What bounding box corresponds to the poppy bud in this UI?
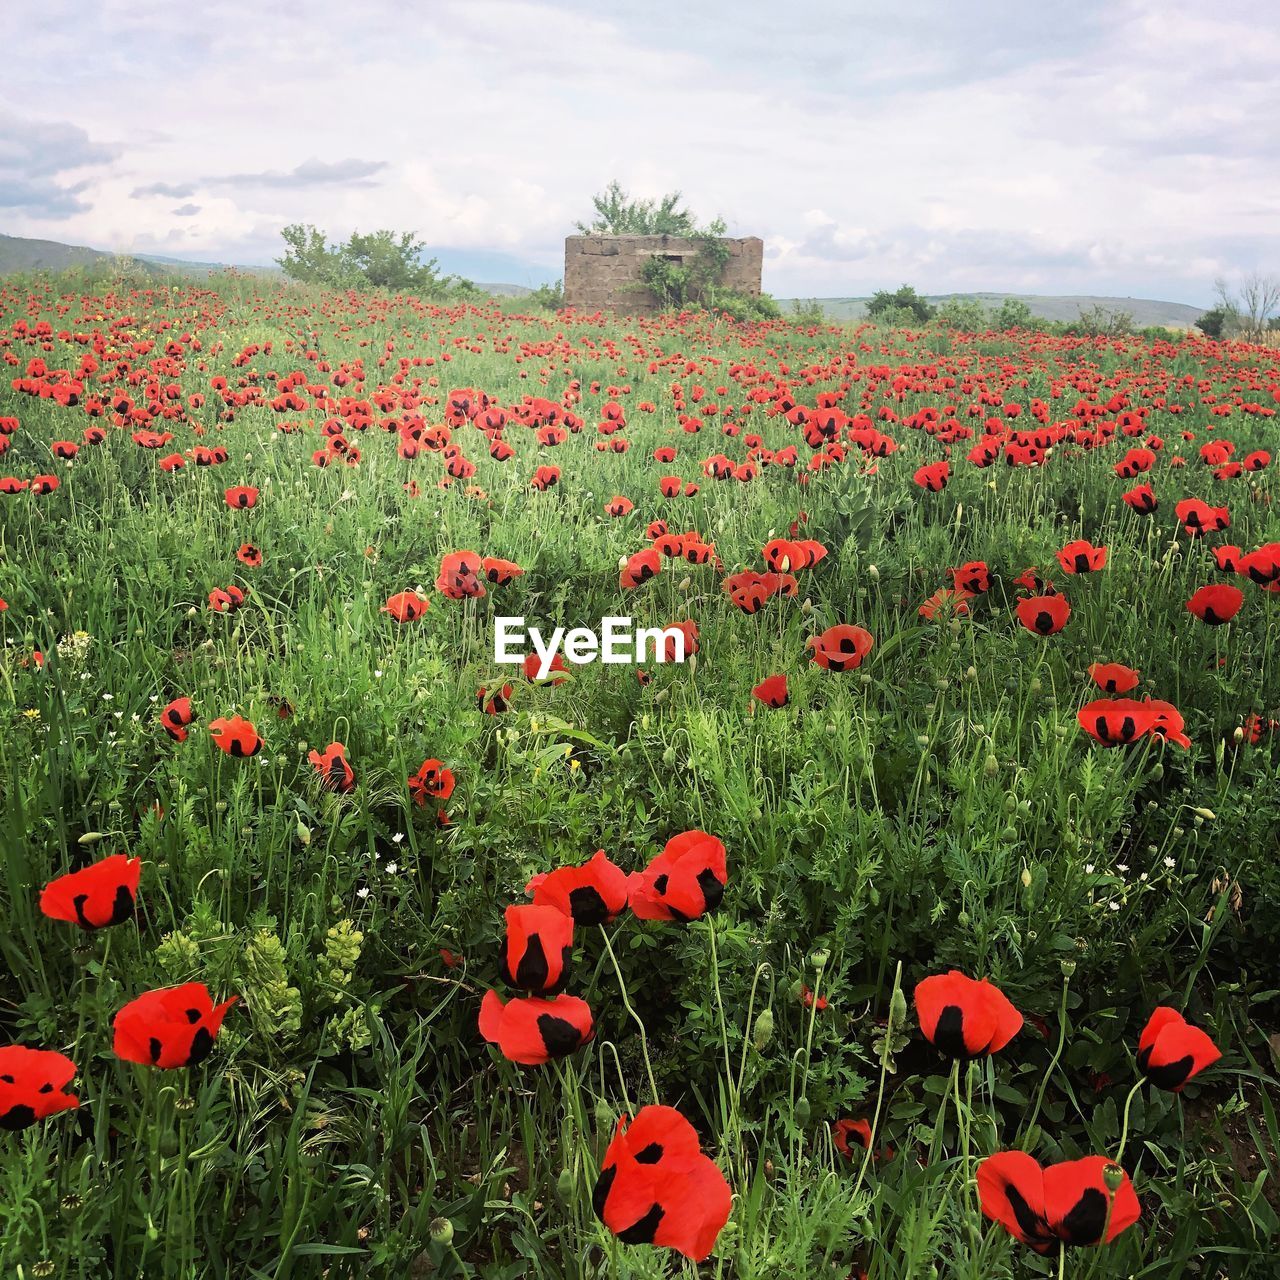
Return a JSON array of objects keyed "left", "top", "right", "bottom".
[
  {"left": 296, "top": 820, "right": 311, "bottom": 846},
  {"left": 77, "top": 832, "right": 106, "bottom": 845},
  {"left": 752, "top": 1008, "right": 774, "bottom": 1050},
  {"left": 158, "top": 1128, "right": 180, "bottom": 1157},
  {"left": 868, "top": 565, "right": 879, "bottom": 581},
  {"left": 1193, "top": 807, "right": 1216, "bottom": 820},
  {"left": 1020, "top": 868, "right": 1032, "bottom": 888},
  {"left": 794, "top": 1096, "right": 811, "bottom": 1126},
  {"left": 889, "top": 986, "right": 908, "bottom": 1036},
  {"left": 556, "top": 1168, "right": 575, "bottom": 1203},
  {"left": 983, "top": 755, "right": 999, "bottom": 777},
  {"left": 594, "top": 1100, "right": 614, "bottom": 1132}
]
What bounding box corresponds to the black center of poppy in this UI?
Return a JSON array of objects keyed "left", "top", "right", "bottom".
[
  {"left": 616, "top": 1203, "right": 665, "bottom": 1245},
  {"left": 1035, "top": 611, "right": 1054, "bottom": 633},
  {"left": 185, "top": 1026, "right": 215, "bottom": 1067},
  {"left": 536, "top": 1014, "right": 583, "bottom": 1059},
  {"left": 1004, "top": 1182, "right": 1055, "bottom": 1248},
  {"left": 634, "top": 1142, "right": 664, "bottom": 1164},
  {"left": 568, "top": 885, "right": 609, "bottom": 926},
  {"left": 698, "top": 867, "right": 725, "bottom": 913},
  {"left": 1057, "top": 1186, "right": 1108, "bottom": 1245},
  {"left": 932, "top": 1005, "right": 973, "bottom": 1059},
  {"left": 513, "top": 935, "right": 551, "bottom": 991},
  {"left": 1142, "top": 1053, "right": 1194, "bottom": 1091},
  {"left": 592, "top": 1165, "right": 616, "bottom": 1220},
  {"left": 0, "top": 1104, "right": 37, "bottom": 1131}
]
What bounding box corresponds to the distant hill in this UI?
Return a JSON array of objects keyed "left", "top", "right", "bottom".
[
  {"left": 779, "top": 292, "right": 1207, "bottom": 329},
  {"left": 0, "top": 233, "right": 161, "bottom": 277},
  {"left": 0, "top": 236, "right": 1207, "bottom": 326}
]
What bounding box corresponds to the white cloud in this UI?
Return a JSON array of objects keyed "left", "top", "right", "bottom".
[{"left": 0, "top": 0, "right": 1276, "bottom": 301}]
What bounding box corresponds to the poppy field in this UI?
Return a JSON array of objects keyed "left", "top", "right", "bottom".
[{"left": 2, "top": 276, "right": 1280, "bottom": 1278}]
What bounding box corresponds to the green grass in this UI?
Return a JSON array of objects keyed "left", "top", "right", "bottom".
[{"left": 0, "top": 276, "right": 1278, "bottom": 1277}]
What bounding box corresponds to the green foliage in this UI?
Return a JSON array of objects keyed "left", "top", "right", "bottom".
[
  {"left": 932, "top": 295, "right": 987, "bottom": 330},
  {"left": 789, "top": 298, "right": 829, "bottom": 327},
  {"left": 989, "top": 297, "right": 1038, "bottom": 330},
  {"left": 526, "top": 277, "right": 565, "bottom": 309},
  {"left": 1066, "top": 303, "right": 1137, "bottom": 337},
  {"left": 277, "top": 223, "right": 478, "bottom": 297},
  {"left": 867, "top": 284, "right": 935, "bottom": 324},
  {"left": 1195, "top": 303, "right": 1233, "bottom": 339},
  {"left": 576, "top": 180, "right": 697, "bottom": 236}
]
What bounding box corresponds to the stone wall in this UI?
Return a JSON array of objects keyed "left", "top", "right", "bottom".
[{"left": 563, "top": 234, "right": 764, "bottom": 313}]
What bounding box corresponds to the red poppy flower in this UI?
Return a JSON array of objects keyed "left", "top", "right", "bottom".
[
  {"left": 807, "top": 624, "right": 874, "bottom": 671},
  {"left": 237, "top": 543, "right": 262, "bottom": 568},
  {"left": 482, "top": 556, "right": 523, "bottom": 586},
  {"left": 949, "top": 561, "right": 991, "bottom": 594},
  {"left": 752, "top": 674, "right": 789, "bottom": 708},
  {"left": 914, "top": 970, "right": 1022, "bottom": 1060},
  {"left": 224, "top": 485, "right": 259, "bottom": 509},
  {"left": 592, "top": 1105, "right": 732, "bottom": 1262},
  {"left": 1056, "top": 540, "right": 1107, "bottom": 574},
  {"left": 919, "top": 587, "right": 972, "bottom": 621},
  {"left": 832, "top": 1117, "right": 873, "bottom": 1160},
  {"left": 436, "top": 550, "right": 486, "bottom": 599},
  {"left": 1186, "top": 583, "right": 1243, "bottom": 625},
  {"left": 477, "top": 683, "right": 513, "bottom": 714},
  {"left": 1015, "top": 594, "right": 1070, "bottom": 636},
  {"left": 523, "top": 651, "right": 569, "bottom": 684},
  {"left": 621, "top": 547, "right": 662, "bottom": 590},
  {"left": 1239, "top": 542, "right": 1280, "bottom": 590},
  {"left": 1144, "top": 698, "right": 1191, "bottom": 748},
  {"left": 526, "top": 849, "right": 629, "bottom": 925},
  {"left": 409, "top": 758, "right": 455, "bottom": 805},
  {"left": 1175, "top": 498, "right": 1229, "bottom": 537},
  {"left": 383, "top": 590, "right": 429, "bottom": 623},
  {"left": 1122, "top": 483, "right": 1158, "bottom": 514},
  {"left": 1136, "top": 1007, "right": 1222, "bottom": 1091},
  {"left": 1212, "top": 545, "right": 1242, "bottom": 574},
  {"left": 0, "top": 1046, "right": 79, "bottom": 1130},
  {"left": 209, "top": 714, "right": 262, "bottom": 757},
  {"left": 113, "top": 982, "right": 237, "bottom": 1069},
  {"left": 606, "top": 495, "right": 634, "bottom": 517},
  {"left": 31, "top": 475, "right": 59, "bottom": 495},
  {"left": 1077, "top": 698, "right": 1156, "bottom": 746},
  {"left": 40, "top": 853, "right": 141, "bottom": 929},
  {"left": 977, "top": 1152, "right": 1139, "bottom": 1253},
  {"left": 208, "top": 585, "right": 245, "bottom": 614},
  {"left": 159, "top": 695, "right": 195, "bottom": 742},
  {"left": 478, "top": 990, "right": 594, "bottom": 1066},
  {"left": 308, "top": 741, "right": 355, "bottom": 793},
  {"left": 502, "top": 904, "right": 574, "bottom": 993},
  {"left": 629, "top": 830, "right": 727, "bottom": 923},
  {"left": 1088, "top": 663, "right": 1139, "bottom": 694},
  {"left": 913, "top": 460, "right": 950, "bottom": 491}
]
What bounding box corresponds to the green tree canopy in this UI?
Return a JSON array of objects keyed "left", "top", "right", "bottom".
[
  {"left": 866, "top": 284, "right": 935, "bottom": 324},
  {"left": 277, "top": 224, "right": 476, "bottom": 297},
  {"left": 576, "top": 182, "right": 704, "bottom": 236}
]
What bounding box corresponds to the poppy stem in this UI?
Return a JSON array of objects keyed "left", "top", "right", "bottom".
[
  {"left": 1114, "top": 1078, "right": 1144, "bottom": 1163},
  {"left": 598, "top": 926, "right": 660, "bottom": 1105},
  {"left": 1025, "top": 972, "right": 1071, "bottom": 1139},
  {"left": 1057, "top": 1240, "right": 1066, "bottom": 1280}
]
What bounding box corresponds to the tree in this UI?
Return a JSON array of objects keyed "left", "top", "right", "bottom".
[
  {"left": 990, "top": 298, "right": 1036, "bottom": 330},
  {"left": 1194, "top": 303, "right": 1233, "bottom": 339},
  {"left": 933, "top": 296, "right": 986, "bottom": 330},
  {"left": 277, "top": 224, "right": 476, "bottom": 297},
  {"left": 866, "top": 285, "right": 934, "bottom": 324},
  {"left": 576, "top": 182, "right": 699, "bottom": 236},
  {"left": 1214, "top": 272, "right": 1280, "bottom": 341}
]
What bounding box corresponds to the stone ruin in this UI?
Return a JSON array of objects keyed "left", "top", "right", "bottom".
[{"left": 563, "top": 233, "right": 764, "bottom": 314}]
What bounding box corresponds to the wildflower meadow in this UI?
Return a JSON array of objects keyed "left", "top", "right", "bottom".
[{"left": 1, "top": 275, "right": 1278, "bottom": 1277}]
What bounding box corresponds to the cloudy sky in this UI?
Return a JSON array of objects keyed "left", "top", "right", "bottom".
[{"left": 2, "top": 0, "right": 1277, "bottom": 302}]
